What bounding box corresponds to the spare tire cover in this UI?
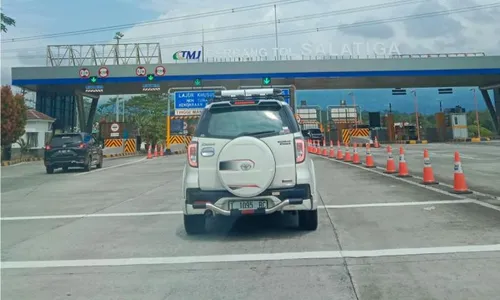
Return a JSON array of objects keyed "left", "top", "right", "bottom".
[{"left": 217, "top": 136, "right": 276, "bottom": 197}]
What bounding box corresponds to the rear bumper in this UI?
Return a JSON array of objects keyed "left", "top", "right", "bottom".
[
  {"left": 183, "top": 184, "right": 316, "bottom": 215},
  {"left": 44, "top": 158, "right": 86, "bottom": 168}
]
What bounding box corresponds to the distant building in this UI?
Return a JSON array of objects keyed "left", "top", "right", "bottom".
[{"left": 11, "top": 109, "right": 56, "bottom": 157}]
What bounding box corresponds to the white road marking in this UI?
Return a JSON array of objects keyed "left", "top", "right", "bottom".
[
  {"left": 1, "top": 200, "right": 472, "bottom": 221},
  {"left": 0, "top": 211, "right": 183, "bottom": 221},
  {"left": 73, "top": 157, "right": 147, "bottom": 176},
  {"left": 322, "top": 199, "right": 473, "bottom": 209},
  {"left": 3, "top": 244, "right": 500, "bottom": 269}
]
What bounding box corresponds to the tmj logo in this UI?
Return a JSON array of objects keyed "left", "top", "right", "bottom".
[{"left": 173, "top": 50, "right": 202, "bottom": 60}]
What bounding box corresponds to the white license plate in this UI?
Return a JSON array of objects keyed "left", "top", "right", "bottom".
[
  {"left": 230, "top": 200, "right": 268, "bottom": 210},
  {"left": 59, "top": 150, "right": 70, "bottom": 153}
]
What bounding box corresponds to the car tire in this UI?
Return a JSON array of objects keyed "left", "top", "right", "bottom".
[
  {"left": 83, "top": 157, "right": 91, "bottom": 172},
  {"left": 298, "top": 209, "right": 318, "bottom": 231},
  {"left": 96, "top": 156, "right": 103, "bottom": 169},
  {"left": 184, "top": 215, "right": 206, "bottom": 235},
  {"left": 46, "top": 167, "right": 54, "bottom": 174}
]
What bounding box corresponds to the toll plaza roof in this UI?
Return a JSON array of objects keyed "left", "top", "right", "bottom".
[{"left": 11, "top": 55, "right": 500, "bottom": 94}]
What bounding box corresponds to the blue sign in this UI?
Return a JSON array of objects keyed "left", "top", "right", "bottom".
[
  {"left": 280, "top": 89, "right": 290, "bottom": 104},
  {"left": 174, "top": 91, "right": 215, "bottom": 109}
]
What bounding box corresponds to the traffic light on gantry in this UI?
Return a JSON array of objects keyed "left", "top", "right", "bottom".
[
  {"left": 147, "top": 74, "right": 155, "bottom": 81},
  {"left": 262, "top": 77, "right": 272, "bottom": 86},
  {"left": 89, "top": 76, "right": 98, "bottom": 84},
  {"left": 193, "top": 78, "right": 202, "bottom": 86}
]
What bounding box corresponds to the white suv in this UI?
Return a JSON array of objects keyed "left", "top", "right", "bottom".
[{"left": 181, "top": 88, "right": 318, "bottom": 234}]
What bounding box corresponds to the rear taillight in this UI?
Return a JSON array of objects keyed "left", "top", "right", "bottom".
[
  {"left": 45, "top": 145, "right": 51, "bottom": 150},
  {"left": 79, "top": 143, "right": 86, "bottom": 149},
  {"left": 187, "top": 141, "right": 198, "bottom": 168},
  {"left": 295, "top": 138, "right": 306, "bottom": 163}
]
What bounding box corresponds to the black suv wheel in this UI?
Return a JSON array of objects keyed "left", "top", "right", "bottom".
[{"left": 298, "top": 209, "right": 318, "bottom": 231}]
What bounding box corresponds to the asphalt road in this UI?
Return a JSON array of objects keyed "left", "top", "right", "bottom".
[
  {"left": 2, "top": 152, "right": 500, "bottom": 300},
  {"left": 337, "top": 141, "right": 500, "bottom": 197}
]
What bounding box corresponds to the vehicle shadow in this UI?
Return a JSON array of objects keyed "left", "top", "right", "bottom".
[{"left": 177, "top": 213, "right": 312, "bottom": 241}]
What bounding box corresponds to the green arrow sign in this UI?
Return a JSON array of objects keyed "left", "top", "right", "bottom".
[
  {"left": 147, "top": 74, "right": 154, "bottom": 81},
  {"left": 89, "top": 76, "right": 97, "bottom": 83},
  {"left": 193, "top": 78, "right": 202, "bottom": 86},
  {"left": 262, "top": 77, "right": 271, "bottom": 85}
]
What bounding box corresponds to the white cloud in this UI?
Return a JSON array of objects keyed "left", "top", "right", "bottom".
[{"left": 1, "top": 0, "right": 499, "bottom": 87}]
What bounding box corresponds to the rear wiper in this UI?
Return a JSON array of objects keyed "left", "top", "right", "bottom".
[{"left": 238, "top": 130, "right": 277, "bottom": 137}]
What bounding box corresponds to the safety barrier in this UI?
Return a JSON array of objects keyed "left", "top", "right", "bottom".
[
  {"left": 341, "top": 128, "right": 370, "bottom": 144},
  {"left": 104, "top": 139, "right": 123, "bottom": 148},
  {"left": 167, "top": 135, "right": 192, "bottom": 146},
  {"left": 124, "top": 139, "right": 136, "bottom": 153}
]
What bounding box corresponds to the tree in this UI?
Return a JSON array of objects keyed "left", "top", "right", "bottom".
[
  {"left": 1, "top": 85, "right": 27, "bottom": 148},
  {"left": 125, "top": 94, "right": 169, "bottom": 145},
  {"left": 1, "top": 12, "right": 15, "bottom": 33}
]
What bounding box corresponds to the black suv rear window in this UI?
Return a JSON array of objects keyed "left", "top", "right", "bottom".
[
  {"left": 195, "top": 103, "right": 299, "bottom": 139},
  {"left": 50, "top": 135, "right": 82, "bottom": 147}
]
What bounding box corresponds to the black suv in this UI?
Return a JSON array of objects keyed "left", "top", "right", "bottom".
[
  {"left": 302, "top": 128, "right": 324, "bottom": 145},
  {"left": 44, "top": 133, "right": 103, "bottom": 174}
]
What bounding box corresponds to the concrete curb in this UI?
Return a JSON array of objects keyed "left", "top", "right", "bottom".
[
  {"left": 451, "top": 137, "right": 491, "bottom": 143},
  {"left": 1, "top": 157, "right": 42, "bottom": 167},
  {"left": 103, "top": 152, "right": 142, "bottom": 159}
]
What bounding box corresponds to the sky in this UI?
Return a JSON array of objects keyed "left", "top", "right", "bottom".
[{"left": 1, "top": 0, "right": 499, "bottom": 108}]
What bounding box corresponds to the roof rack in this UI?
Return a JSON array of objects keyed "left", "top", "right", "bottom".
[{"left": 209, "top": 88, "right": 287, "bottom": 104}]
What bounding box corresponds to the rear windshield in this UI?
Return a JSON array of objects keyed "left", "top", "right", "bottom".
[
  {"left": 309, "top": 129, "right": 322, "bottom": 134},
  {"left": 195, "top": 104, "right": 299, "bottom": 139},
  {"left": 50, "top": 135, "right": 82, "bottom": 146}
]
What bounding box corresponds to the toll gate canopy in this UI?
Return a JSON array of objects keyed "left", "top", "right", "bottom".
[{"left": 10, "top": 44, "right": 500, "bottom": 133}]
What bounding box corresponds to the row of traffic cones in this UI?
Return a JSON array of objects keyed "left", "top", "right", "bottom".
[
  {"left": 146, "top": 144, "right": 165, "bottom": 159},
  {"left": 309, "top": 139, "right": 471, "bottom": 194}
]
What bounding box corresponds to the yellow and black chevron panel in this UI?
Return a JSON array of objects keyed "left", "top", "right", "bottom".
[
  {"left": 124, "top": 139, "right": 136, "bottom": 153},
  {"left": 104, "top": 139, "right": 123, "bottom": 148},
  {"left": 170, "top": 116, "right": 200, "bottom": 120},
  {"left": 341, "top": 128, "right": 370, "bottom": 144},
  {"left": 167, "top": 135, "right": 193, "bottom": 145}
]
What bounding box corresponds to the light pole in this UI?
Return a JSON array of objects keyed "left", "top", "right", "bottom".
[
  {"left": 470, "top": 88, "right": 481, "bottom": 138},
  {"left": 348, "top": 91, "right": 357, "bottom": 129},
  {"left": 411, "top": 90, "right": 421, "bottom": 141},
  {"left": 113, "top": 32, "right": 124, "bottom": 122}
]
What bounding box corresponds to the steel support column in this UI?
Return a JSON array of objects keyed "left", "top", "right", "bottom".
[
  {"left": 86, "top": 97, "right": 99, "bottom": 133},
  {"left": 75, "top": 94, "right": 86, "bottom": 132},
  {"left": 480, "top": 88, "right": 499, "bottom": 134}
]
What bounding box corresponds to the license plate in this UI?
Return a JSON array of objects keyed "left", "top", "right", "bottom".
[
  {"left": 230, "top": 200, "right": 268, "bottom": 210},
  {"left": 59, "top": 150, "right": 70, "bottom": 153}
]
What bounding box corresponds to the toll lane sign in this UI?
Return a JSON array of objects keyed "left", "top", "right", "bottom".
[{"left": 174, "top": 91, "right": 215, "bottom": 115}]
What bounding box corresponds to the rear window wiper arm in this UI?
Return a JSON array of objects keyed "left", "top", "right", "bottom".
[{"left": 238, "top": 130, "right": 277, "bottom": 137}]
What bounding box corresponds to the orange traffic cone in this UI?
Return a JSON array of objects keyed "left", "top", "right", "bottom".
[
  {"left": 147, "top": 144, "right": 153, "bottom": 159},
  {"left": 365, "top": 144, "right": 375, "bottom": 168},
  {"left": 352, "top": 143, "right": 361, "bottom": 164},
  {"left": 451, "top": 151, "right": 472, "bottom": 194},
  {"left": 322, "top": 139, "right": 328, "bottom": 156},
  {"left": 374, "top": 136, "right": 380, "bottom": 148},
  {"left": 308, "top": 139, "right": 312, "bottom": 153},
  {"left": 329, "top": 140, "right": 335, "bottom": 158},
  {"left": 160, "top": 144, "right": 164, "bottom": 156},
  {"left": 397, "top": 147, "right": 410, "bottom": 177},
  {"left": 336, "top": 140, "right": 343, "bottom": 160},
  {"left": 343, "top": 143, "right": 352, "bottom": 162},
  {"left": 313, "top": 140, "right": 318, "bottom": 154},
  {"left": 422, "top": 149, "right": 438, "bottom": 185},
  {"left": 384, "top": 145, "right": 396, "bottom": 174},
  {"left": 154, "top": 145, "right": 158, "bottom": 157}
]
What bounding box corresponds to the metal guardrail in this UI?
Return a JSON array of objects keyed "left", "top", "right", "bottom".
[{"left": 172, "top": 52, "right": 487, "bottom": 63}]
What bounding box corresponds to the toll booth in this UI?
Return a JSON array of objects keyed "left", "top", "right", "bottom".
[
  {"left": 394, "top": 122, "right": 418, "bottom": 141},
  {"left": 444, "top": 106, "right": 468, "bottom": 140}
]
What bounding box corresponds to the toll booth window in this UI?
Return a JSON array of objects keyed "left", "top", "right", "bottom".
[{"left": 454, "top": 117, "right": 458, "bottom": 125}]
